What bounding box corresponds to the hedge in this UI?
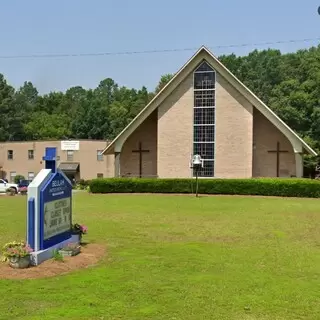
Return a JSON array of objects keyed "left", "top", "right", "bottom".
[
  {"left": 74, "top": 179, "right": 92, "bottom": 190},
  {"left": 89, "top": 177, "right": 320, "bottom": 198}
]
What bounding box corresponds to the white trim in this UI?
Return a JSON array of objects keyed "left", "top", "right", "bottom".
[
  {"left": 194, "top": 106, "right": 216, "bottom": 109},
  {"left": 27, "top": 169, "right": 52, "bottom": 252},
  {"left": 193, "top": 141, "right": 215, "bottom": 143},
  {"left": 194, "top": 88, "right": 216, "bottom": 91},
  {"left": 203, "top": 49, "right": 316, "bottom": 156},
  {"left": 102, "top": 46, "right": 317, "bottom": 157},
  {"left": 103, "top": 47, "right": 207, "bottom": 154},
  {"left": 194, "top": 70, "right": 215, "bottom": 73}
]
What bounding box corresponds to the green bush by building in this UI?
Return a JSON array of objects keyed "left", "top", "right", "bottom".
[{"left": 89, "top": 178, "right": 320, "bottom": 198}]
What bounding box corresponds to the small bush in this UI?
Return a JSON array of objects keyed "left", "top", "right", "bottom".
[
  {"left": 52, "top": 249, "right": 64, "bottom": 262},
  {"left": 14, "top": 175, "right": 25, "bottom": 184},
  {"left": 89, "top": 177, "right": 320, "bottom": 198},
  {"left": 75, "top": 179, "right": 92, "bottom": 190}
]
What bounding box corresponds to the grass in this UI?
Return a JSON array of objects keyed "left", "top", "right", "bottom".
[{"left": 0, "top": 193, "right": 319, "bottom": 320}]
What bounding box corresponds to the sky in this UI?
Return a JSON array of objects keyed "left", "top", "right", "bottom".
[{"left": 0, "top": 0, "right": 319, "bottom": 94}]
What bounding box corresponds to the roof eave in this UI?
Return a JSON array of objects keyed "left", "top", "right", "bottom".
[
  {"left": 102, "top": 47, "right": 208, "bottom": 155},
  {"left": 102, "top": 45, "right": 317, "bottom": 158},
  {"left": 202, "top": 47, "right": 318, "bottom": 157}
]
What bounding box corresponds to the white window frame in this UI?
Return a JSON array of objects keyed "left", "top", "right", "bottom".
[
  {"left": 10, "top": 171, "right": 16, "bottom": 183},
  {"left": 28, "top": 172, "right": 35, "bottom": 181},
  {"left": 97, "top": 150, "right": 104, "bottom": 161},
  {"left": 67, "top": 150, "right": 74, "bottom": 161},
  {"left": 28, "top": 150, "right": 34, "bottom": 160}
]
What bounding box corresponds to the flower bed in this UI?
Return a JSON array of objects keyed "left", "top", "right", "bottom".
[
  {"left": 1, "top": 241, "right": 33, "bottom": 269},
  {"left": 58, "top": 243, "right": 81, "bottom": 257},
  {"left": 19, "top": 186, "right": 28, "bottom": 195},
  {"left": 72, "top": 223, "right": 88, "bottom": 243}
]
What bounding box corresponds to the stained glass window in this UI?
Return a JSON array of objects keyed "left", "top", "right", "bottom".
[{"left": 193, "top": 61, "right": 215, "bottom": 177}]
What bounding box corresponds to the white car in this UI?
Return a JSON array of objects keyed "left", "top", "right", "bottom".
[{"left": 0, "top": 179, "right": 19, "bottom": 194}]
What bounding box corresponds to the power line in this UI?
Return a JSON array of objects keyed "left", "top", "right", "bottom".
[{"left": 0, "top": 37, "right": 319, "bottom": 60}]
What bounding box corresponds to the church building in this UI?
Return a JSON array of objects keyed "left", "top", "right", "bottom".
[{"left": 102, "top": 46, "right": 316, "bottom": 179}]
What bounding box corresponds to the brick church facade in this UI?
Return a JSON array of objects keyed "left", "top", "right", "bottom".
[{"left": 104, "top": 46, "right": 316, "bottom": 179}]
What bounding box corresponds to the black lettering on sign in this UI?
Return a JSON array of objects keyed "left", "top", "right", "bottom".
[
  {"left": 50, "top": 219, "right": 58, "bottom": 228},
  {"left": 54, "top": 199, "right": 67, "bottom": 209},
  {"left": 51, "top": 209, "right": 61, "bottom": 218},
  {"left": 63, "top": 207, "right": 70, "bottom": 214}
]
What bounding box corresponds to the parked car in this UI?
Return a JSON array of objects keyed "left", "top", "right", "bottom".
[
  {"left": 18, "top": 180, "right": 30, "bottom": 194},
  {"left": 0, "top": 179, "right": 19, "bottom": 194}
]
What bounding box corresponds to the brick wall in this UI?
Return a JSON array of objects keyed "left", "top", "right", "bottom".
[
  {"left": 157, "top": 70, "right": 254, "bottom": 178},
  {"left": 0, "top": 140, "right": 110, "bottom": 181},
  {"left": 253, "top": 108, "right": 296, "bottom": 177},
  {"left": 214, "top": 74, "right": 253, "bottom": 178},
  {"left": 120, "top": 111, "right": 157, "bottom": 177},
  {"left": 157, "top": 73, "right": 194, "bottom": 178}
]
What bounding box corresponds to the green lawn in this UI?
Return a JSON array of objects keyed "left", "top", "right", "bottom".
[{"left": 0, "top": 193, "right": 319, "bottom": 320}]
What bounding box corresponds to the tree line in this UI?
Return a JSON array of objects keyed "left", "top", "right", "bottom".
[{"left": 1, "top": 45, "right": 320, "bottom": 168}]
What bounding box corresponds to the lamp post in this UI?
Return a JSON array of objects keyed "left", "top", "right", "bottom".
[{"left": 191, "top": 154, "right": 204, "bottom": 197}]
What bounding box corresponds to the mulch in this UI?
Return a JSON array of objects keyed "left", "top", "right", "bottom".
[{"left": 0, "top": 243, "right": 106, "bottom": 280}]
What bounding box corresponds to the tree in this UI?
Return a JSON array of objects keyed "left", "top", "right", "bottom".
[
  {"left": 14, "top": 175, "right": 25, "bottom": 184},
  {"left": 0, "top": 74, "right": 15, "bottom": 141},
  {"left": 108, "top": 101, "right": 129, "bottom": 138},
  {"left": 155, "top": 74, "right": 174, "bottom": 93},
  {"left": 1, "top": 43, "right": 320, "bottom": 175},
  {"left": 24, "top": 111, "right": 71, "bottom": 140}
]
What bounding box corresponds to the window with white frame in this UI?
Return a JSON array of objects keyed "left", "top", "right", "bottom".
[
  {"left": 10, "top": 171, "right": 16, "bottom": 183},
  {"left": 28, "top": 172, "right": 35, "bottom": 181},
  {"left": 28, "top": 150, "right": 34, "bottom": 160},
  {"left": 193, "top": 61, "right": 215, "bottom": 177},
  {"left": 97, "top": 150, "right": 103, "bottom": 161},
  {"left": 67, "top": 150, "right": 74, "bottom": 161}
]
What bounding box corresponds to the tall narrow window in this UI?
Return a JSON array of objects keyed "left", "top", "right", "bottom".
[
  {"left": 28, "top": 150, "right": 34, "bottom": 160},
  {"left": 193, "top": 61, "right": 215, "bottom": 177},
  {"left": 7, "top": 150, "right": 13, "bottom": 160},
  {"left": 67, "top": 150, "right": 74, "bottom": 161},
  {"left": 28, "top": 172, "right": 35, "bottom": 181},
  {"left": 97, "top": 150, "right": 103, "bottom": 161},
  {"left": 10, "top": 171, "right": 16, "bottom": 183}
]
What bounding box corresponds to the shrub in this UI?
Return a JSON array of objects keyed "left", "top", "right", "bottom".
[
  {"left": 89, "top": 177, "right": 320, "bottom": 198},
  {"left": 75, "top": 179, "right": 91, "bottom": 190},
  {"left": 14, "top": 175, "right": 25, "bottom": 184}
]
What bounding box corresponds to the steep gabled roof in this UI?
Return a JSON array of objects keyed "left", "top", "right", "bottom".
[{"left": 102, "top": 46, "right": 317, "bottom": 156}]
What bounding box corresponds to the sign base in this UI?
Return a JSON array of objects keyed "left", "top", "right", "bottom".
[{"left": 30, "top": 234, "right": 80, "bottom": 266}]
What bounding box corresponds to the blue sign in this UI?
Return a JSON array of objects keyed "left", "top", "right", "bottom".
[{"left": 39, "top": 171, "right": 72, "bottom": 249}]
